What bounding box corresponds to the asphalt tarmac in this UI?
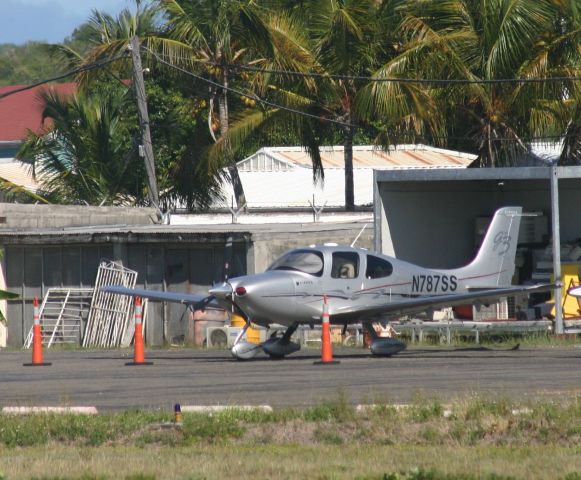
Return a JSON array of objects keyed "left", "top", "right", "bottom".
[{"left": 1, "top": 346, "right": 580, "bottom": 412}]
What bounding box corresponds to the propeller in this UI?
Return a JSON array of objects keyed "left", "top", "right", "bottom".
[
  {"left": 193, "top": 294, "right": 216, "bottom": 312},
  {"left": 223, "top": 235, "right": 233, "bottom": 282},
  {"left": 179, "top": 235, "right": 234, "bottom": 323},
  {"left": 220, "top": 236, "right": 250, "bottom": 324}
]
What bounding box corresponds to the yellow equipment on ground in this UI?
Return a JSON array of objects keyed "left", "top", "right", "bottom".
[
  {"left": 551, "top": 263, "right": 581, "bottom": 318},
  {"left": 230, "top": 314, "right": 262, "bottom": 343}
]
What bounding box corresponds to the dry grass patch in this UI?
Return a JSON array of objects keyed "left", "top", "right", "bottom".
[{"left": 1, "top": 445, "right": 581, "bottom": 479}]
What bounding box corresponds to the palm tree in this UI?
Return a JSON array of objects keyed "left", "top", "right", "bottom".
[
  {"left": 208, "top": 0, "right": 385, "bottom": 211},
  {"left": 42, "top": 2, "right": 164, "bottom": 208},
  {"left": 542, "top": 0, "right": 581, "bottom": 166},
  {"left": 371, "top": 0, "right": 581, "bottom": 167},
  {"left": 221, "top": 0, "right": 436, "bottom": 211},
  {"left": 303, "top": 0, "right": 382, "bottom": 210},
  {"left": 151, "top": 0, "right": 276, "bottom": 209},
  {"left": 45, "top": 1, "right": 161, "bottom": 84},
  {"left": 44, "top": 1, "right": 226, "bottom": 210},
  {"left": 17, "top": 87, "right": 146, "bottom": 205}
]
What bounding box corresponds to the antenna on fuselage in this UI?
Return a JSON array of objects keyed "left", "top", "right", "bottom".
[{"left": 350, "top": 224, "right": 368, "bottom": 248}]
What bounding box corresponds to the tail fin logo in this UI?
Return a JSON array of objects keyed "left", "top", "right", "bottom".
[{"left": 493, "top": 231, "right": 511, "bottom": 255}]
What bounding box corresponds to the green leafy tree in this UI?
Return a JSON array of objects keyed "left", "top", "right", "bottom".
[
  {"left": 17, "top": 86, "right": 146, "bottom": 205},
  {"left": 0, "top": 42, "right": 64, "bottom": 85},
  {"left": 17, "top": 81, "right": 221, "bottom": 210},
  {"left": 41, "top": 1, "right": 223, "bottom": 211},
  {"left": 137, "top": 79, "right": 224, "bottom": 211},
  {"left": 217, "top": 0, "right": 435, "bottom": 211},
  {"left": 152, "top": 0, "right": 275, "bottom": 209},
  {"left": 376, "top": 0, "right": 581, "bottom": 167}
]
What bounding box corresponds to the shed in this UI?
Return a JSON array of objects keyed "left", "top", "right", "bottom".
[
  {"left": 0, "top": 204, "right": 372, "bottom": 347},
  {"left": 217, "top": 145, "right": 475, "bottom": 209},
  {"left": 374, "top": 165, "right": 581, "bottom": 333}
]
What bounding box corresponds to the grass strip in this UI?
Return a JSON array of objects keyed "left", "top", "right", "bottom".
[
  {"left": 0, "top": 394, "right": 579, "bottom": 448},
  {"left": 1, "top": 445, "right": 580, "bottom": 480}
]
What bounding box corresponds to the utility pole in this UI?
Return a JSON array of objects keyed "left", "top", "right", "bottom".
[{"left": 129, "top": 36, "right": 159, "bottom": 209}]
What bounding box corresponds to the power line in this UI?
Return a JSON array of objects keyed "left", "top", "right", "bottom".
[
  {"left": 222, "top": 62, "right": 581, "bottom": 86},
  {"left": 6, "top": 44, "right": 569, "bottom": 145},
  {"left": 367, "top": 133, "right": 568, "bottom": 143},
  {"left": 141, "top": 49, "right": 581, "bottom": 85},
  {"left": 0, "top": 53, "right": 130, "bottom": 101},
  {"left": 144, "top": 46, "right": 352, "bottom": 128},
  {"left": 147, "top": 49, "right": 578, "bottom": 144}
]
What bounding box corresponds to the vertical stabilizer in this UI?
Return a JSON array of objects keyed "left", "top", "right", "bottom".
[{"left": 454, "top": 207, "right": 522, "bottom": 287}]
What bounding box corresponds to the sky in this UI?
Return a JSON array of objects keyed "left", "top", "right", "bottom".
[{"left": 1, "top": 0, "right": 132, "bottom": 45}]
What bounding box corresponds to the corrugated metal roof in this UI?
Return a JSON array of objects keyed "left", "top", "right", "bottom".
[
  {"left": 0, "top": 160, "right": 40, "bottom": 192},
  {"left": 220, "top": 144, "right": 474, "bottom": 209},
  {"left": 241, "top": 144, "right": 475, "bottom": 170}
]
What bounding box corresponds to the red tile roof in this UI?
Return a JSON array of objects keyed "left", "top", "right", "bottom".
[{"left": 0, "top": 83, "right": 76, "bottom": 142}]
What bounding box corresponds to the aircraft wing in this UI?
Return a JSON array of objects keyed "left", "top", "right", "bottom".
[
  {"left": 330, "top": 283, "right": 556, "bottom": 323},
  {"left": 101, "top": 286, "right": 219, "bottom": 308}
]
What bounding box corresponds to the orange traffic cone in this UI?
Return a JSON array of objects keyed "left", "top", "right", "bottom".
[
  {"left": 126, "top": 296, "right": 153, "bottom": 366},
  {"left": 24, "top": 297, "right": 51, "bottom": 366},
  {"left": 314, "top": 295, "right": 340, "bottom": 365}
]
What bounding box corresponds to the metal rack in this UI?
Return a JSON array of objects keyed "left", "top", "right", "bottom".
[
  {"left": 23, "top": 288, "right": 93, "bottom": 348},
  {"left": 82, "top": 261, "right": 139, "bottom": 348}
]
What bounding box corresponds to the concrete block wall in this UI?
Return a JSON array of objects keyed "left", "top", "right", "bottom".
[{"left": 0, "top": 204, "right": 159, "bottom": 229}]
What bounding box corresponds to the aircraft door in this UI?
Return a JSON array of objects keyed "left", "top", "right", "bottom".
[{"left": 329, "top": 251, "right": 362, "bottom": 298}]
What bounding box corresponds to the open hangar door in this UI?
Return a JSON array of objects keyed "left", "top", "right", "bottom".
[
  {"left": 373, "top": 166, "right": 581, "bottom": 330},
  {"left": 374, "top": 167, "right": 581, "bottom": 267}
]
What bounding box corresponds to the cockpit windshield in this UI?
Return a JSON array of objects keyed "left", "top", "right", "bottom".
[{"left": 268, "top": 249, "right": 324, "bottom": 276}]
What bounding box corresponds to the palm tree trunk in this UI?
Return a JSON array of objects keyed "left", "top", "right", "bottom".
[
  {"left": 219, "top": 66, "right": 247, "bottom": 210},
  {"left": 343, "top": 118, "right": 355, "bottom": 211}
]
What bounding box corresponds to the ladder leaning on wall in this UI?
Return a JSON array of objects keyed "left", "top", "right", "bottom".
[
  {"left": 23, "top": 288, "right": 93, "bottom": 348},
  {"left": 23, "top": 260, "right": 144, "bottom": 349}
]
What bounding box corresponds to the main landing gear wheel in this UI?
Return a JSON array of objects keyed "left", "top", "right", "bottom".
[
  {"left": 363, "top": 321, "right": 406, "bottom": 356},
  {"left": 261, "top": 322, "right": 301, "bottom": 359}
]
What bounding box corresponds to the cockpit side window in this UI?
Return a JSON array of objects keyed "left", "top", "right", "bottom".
[
  {"left": 331, "top": 252, "right": 359, "bottom": 279},
  {"left": 268, "top": 249, "right": 324, "bottom": 276},
  {"left": 366, "top": 254, "right": 393, "bottom": 279}
]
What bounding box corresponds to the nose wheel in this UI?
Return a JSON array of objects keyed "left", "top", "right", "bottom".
[{"left": 230, "top": 319, "right": 262, "bottom": 360}]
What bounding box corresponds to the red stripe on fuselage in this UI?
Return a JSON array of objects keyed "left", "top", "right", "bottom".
[{"left": 354, "top": 270, "right": 506, "bottom": 295}]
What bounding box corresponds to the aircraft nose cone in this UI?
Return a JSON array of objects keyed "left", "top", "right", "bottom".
[
  {"left": 209, "top": 282, "right": 233, "bottom": 300},
  {"left": 225, "top": 272, "right": 297, "bottom": 321}
]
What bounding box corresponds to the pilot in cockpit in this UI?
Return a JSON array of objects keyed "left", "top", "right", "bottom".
[{"left": 338, "top": 262, "right": 356, "bottom": 279}]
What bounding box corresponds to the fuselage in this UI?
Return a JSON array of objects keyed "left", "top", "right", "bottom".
[{"left": 210, "top": 244, "right": 507, "bottom": 327}]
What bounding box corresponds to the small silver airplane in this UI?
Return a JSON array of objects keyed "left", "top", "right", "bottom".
[{"left": 104, "top": 206, "right": 555, "bottom": 360}]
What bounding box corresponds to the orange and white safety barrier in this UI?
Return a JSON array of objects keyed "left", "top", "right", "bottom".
[
  {"left": 314, "top": 295, "right": 340, "bottom": 365},
  {"left": 24, "top": 297, "right": 51, "bottom": 367},
  {"left": 126, "top": 296, "right": 153, "bottom": 366}
]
